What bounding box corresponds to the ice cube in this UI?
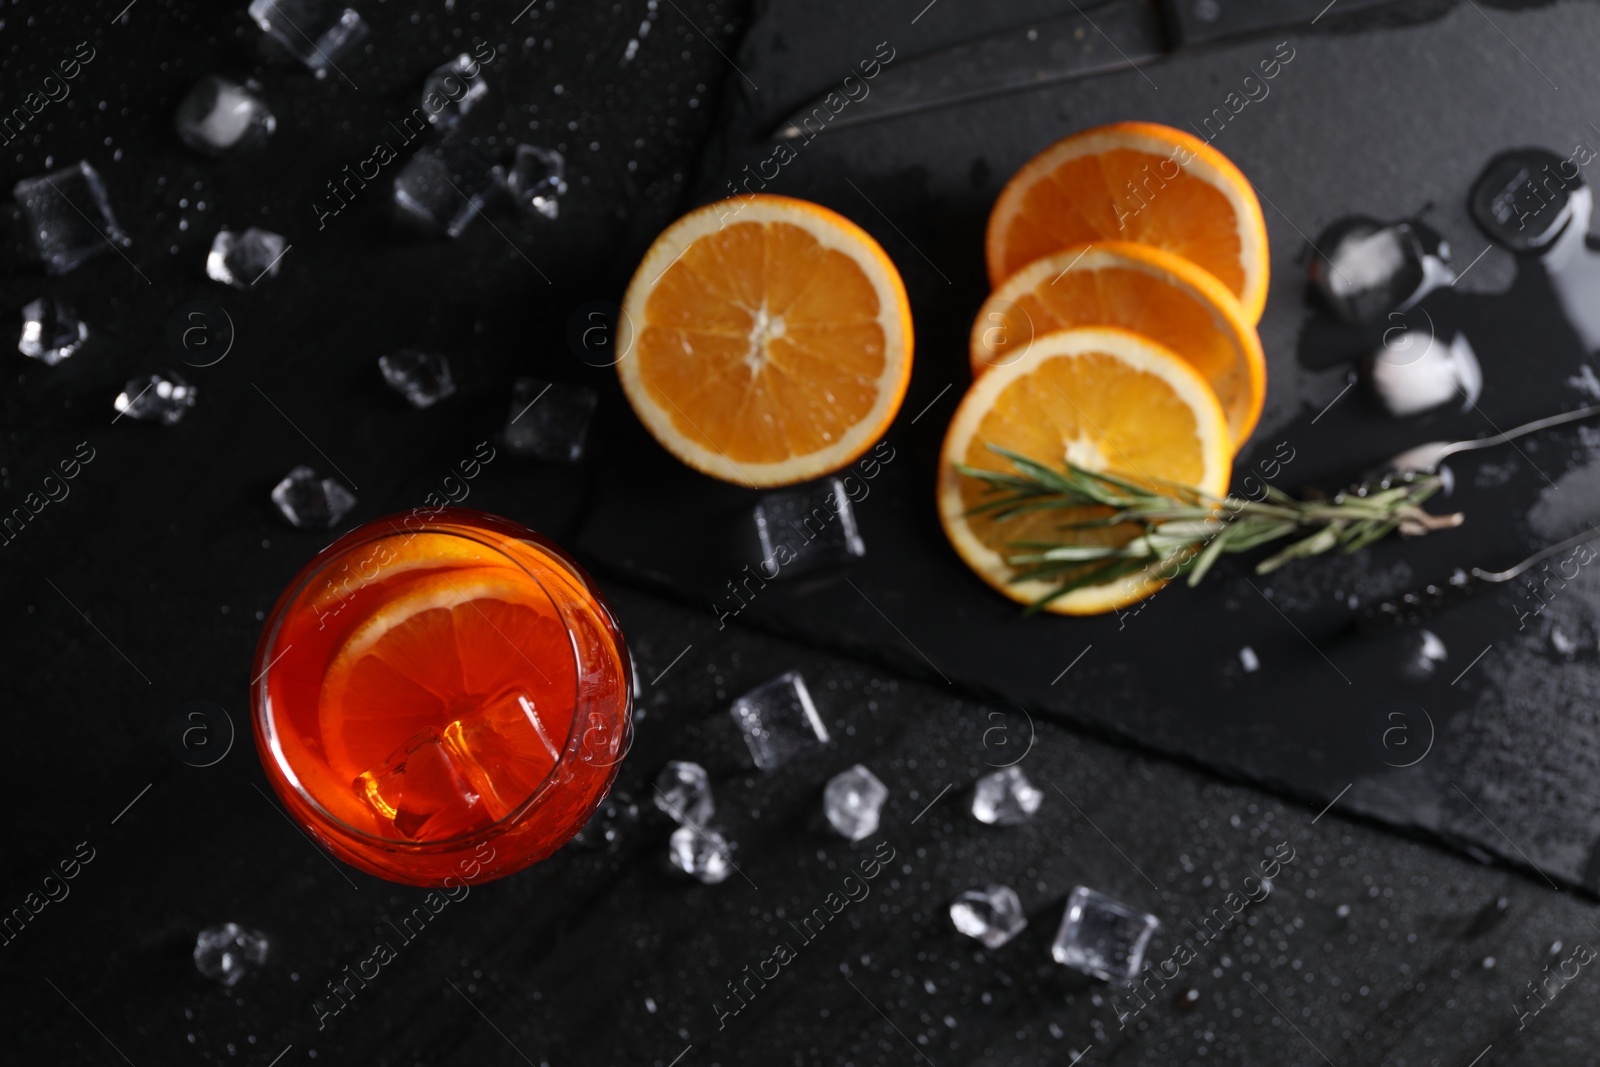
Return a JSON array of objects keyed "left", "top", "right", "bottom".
[
  {"left": 247, "top": 0, "right": 368, "bottom": 78},
  {"left": 1368, "top": 330, "right": 1481, "bottom": 417},
  {"left": 653, "top": 760, "right": 713, "bottom": 825},
  {"left": 1551, "top": 626, "right": 1581, "bottom": 658},
  {"left": 502, "top": 377, "right": 597, "bottom": 462},
  {"left": 824, "top": 764, "right": 888, "bottom": 841},
  {"left": 572, "top": 791, "right": 639, "bottom": 850},
  {"left": 270, "top": 465, "right": 357, "bottom": 529},
  {"left": 354, "top": 727, "right": 493, "bottom": 841},
  {"left": 443, "top": 692, "right": 563, "bottom": 809},
  {"left": 173, "top": 76, "right": 276, "bottom": 155},
  {"left": 950, "top": 885, "right": 1028, "bottom": 949},
  {"left": 18, "top": 298, "right": 88, "bottom": 365},
  {"left": 194, "top": 923, "right": 269, "bottom": 987},
  {"left": 352, "top": 691, "right": 561, "bottom": 842},
  {"left": 1308, "top": 218, "right": 1452, "bottom": 324},
  {"left": 729, "top": 670, "right": 829, "bottom": 772},
  {"left": 506, "top": 145, "right": 567, "bottom": 220},
  {"left": 422, "top": 53, "right": 489, "bottom": 129},
  {"left": 970, "top": 765, "right": 1042, "bottom": 826},
  {"left": 1052, "top": 885, "right": 1159, "bottom": 983},
  {"left": 1471, "top": 148, "right": 1585, "bottom": 254},
  {"left": 669, "top": 825, "right": 734, "bottom": 884},
  {"left": 752, "top": 477, "right": 866, "bottom": 578},
  {"left": 13, "top": 161, "right": 130, "bottom": 276},
  {"left": 206, "top": 228, "right": 288, "bottom": 288},
  {"left": 393, "top": 135, "right": 504, "bottom": 238},
  {"left": 114, "top": 372, "right": 198, "bottom": 425},
  {"left": 1397, "top": 629, "right": 1448, "bottom": 682},
  {"left": 378, "top": 349, "right": 456, "bottom": 408}
]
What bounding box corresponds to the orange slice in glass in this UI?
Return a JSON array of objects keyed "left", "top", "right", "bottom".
[{"left": 319, "top": 569, "right": 578, "bottom": 835}]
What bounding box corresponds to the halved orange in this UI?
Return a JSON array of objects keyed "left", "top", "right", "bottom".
[
  {"left": 986, "top": 122, "right": 1270, "bottom": 323},
  {"left": 319, "top": 569, "right": 578, "bottom": 826},
  {"left": 939, "top": 327, "right": 1231, "bottom": 615},
  {"left": 617, "top": 194, "right": 913, "bottom": 487},
  {"left": 970, "top": 241, "right": 1265, "bottom": 449}
]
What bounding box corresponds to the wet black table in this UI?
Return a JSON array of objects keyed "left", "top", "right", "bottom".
[{"left": 6, "top": 2, "right": 1600, "bottom": 1065}]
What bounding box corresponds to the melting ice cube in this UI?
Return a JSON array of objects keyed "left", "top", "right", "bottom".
[
  {"left": 729, "top": 670, "right": 829, "bottom": 772},
  {"left": 422, "top": 53, "right": 489, "bottom": 129},
  {"left": 270, "top": 465, "right": 357, "bottom": 529},
  {"left": 114, "top": 372, "right": 198, "bottom": 425},
  {"left": 950, "top": 885, "right": 1028, "bottom": 949},
  {"left": 654, "top": 760, "right": 713, "bottom": 825},
  {"left": 752, "top": 476, "right": 866, "bottom": 578},
  {"left": 13, "top": 161, "right": 130, "bottom": 276},
  {"left": 1052, "top": 885, "right": 1159, "bottom": 983},
  {"left": 1470, "top": 148, "right": 1585, "bottom": 254},
  {"left": 970, "top": 765, "right": 1042, "bottom": 826},
  {"left": 506, "top": 145, "right": 567, "bottom": 220},
  {"left": 1307, "top": 217, "right": 1452, "bottom": 324},
  {"left": 379, "top": 349, "right": 456, "bottom": 409},
  {"left": 207, "top": 228, "right": 288, "bottom": 288},
  {"left": 502, "top": 377, "right": 597, "bottom": 462},
  {"left": 174, "top": 76, "right": 276, "bottom": 155},
  {"left": 1368, "top": 330, "right": 1481, "bottom": 417},
  {"left": 194, "top": 922, "right": 269, "bottom": 986},
  {"left": 248, "top": 0, "right": 368, "bottom": 78},
  {"left": 824, "top": 764, "right": 888, "bottom": 841},
  {"left": 393, "top": 135, "right": 504, "bottom": 238},
  {"left": 18, "top": 298, "right": 88, "bottom": 365},
  {"left": 669, "top": 825, "right": 734, "bottom": 884}
]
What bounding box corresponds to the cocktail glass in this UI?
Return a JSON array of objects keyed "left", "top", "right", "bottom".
[{"left": 251, "top": 508, "right": 632, "bottom": 886}]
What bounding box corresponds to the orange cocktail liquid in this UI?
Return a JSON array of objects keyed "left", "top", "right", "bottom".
[{"left": 252, "top": 508, "right": 632, "bottom": 886}]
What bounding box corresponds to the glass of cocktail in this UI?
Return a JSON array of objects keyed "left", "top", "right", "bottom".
[{"left": 251, "top": 508, "right": 632, "bottom": 886}]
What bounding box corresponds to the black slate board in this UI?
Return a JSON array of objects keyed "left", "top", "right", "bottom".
[{"left": 580, "top": 0, "right": 1600, "bottom": 891}]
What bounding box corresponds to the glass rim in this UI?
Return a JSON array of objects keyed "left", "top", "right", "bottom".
[{"left": 253, "top": 515, "right": 589, "bottom": 852}]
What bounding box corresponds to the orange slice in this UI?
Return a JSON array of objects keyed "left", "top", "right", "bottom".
[
  {"left": 939, "top": 327, "right": 1231, "bottom": 615},
  {"left": 986, "top": 122, "right": 1270, "bottom": 323},
  {"left": 970, "top": 241, "right": 1265, "bottom": 449},
  {"left": 617, "top": 193, "right": 913, "bottom": 487},
  {"left": 306, "top": 531, "right": 519, "bottom": 616},
  {"left": 319, "top": 569, "right": 578, "bottom": 806}
]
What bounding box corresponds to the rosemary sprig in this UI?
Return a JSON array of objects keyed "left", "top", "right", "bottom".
[{"left": 959, "top": 445, "right": 1464, "bottom": 610}]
